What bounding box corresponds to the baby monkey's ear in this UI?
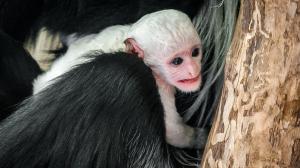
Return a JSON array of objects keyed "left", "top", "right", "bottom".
[{"left": 124, "top": 38, "right": 144, "bottom": 59}]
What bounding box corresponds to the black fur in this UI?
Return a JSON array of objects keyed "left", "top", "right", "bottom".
[
  {"left": 0, "top": 31, "right": 41, "bottom": 121},
  {"left": 0, "top": 0, "right": 203, "bottom": 41},
  {"left": 0, "top": 53, "right": 177, "bottom": 168},
  {"left": 0, "top": 0, "right": 44, "bottom": 42},
  {"left": 34, "top": 0, "right": 203, "bottom": 37}
]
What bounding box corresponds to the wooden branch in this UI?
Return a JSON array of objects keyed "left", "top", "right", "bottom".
[{"left": 201, "top": 0, "right": 300, "bottom": 167}]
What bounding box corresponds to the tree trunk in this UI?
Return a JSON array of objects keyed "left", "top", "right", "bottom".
[{"left": 201, "top": 0, "right": 300, "bottom": 167}]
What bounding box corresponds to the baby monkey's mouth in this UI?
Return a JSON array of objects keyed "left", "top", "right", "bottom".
[{"left": 178, "top": 76, "right": 200, "bottom": 84}]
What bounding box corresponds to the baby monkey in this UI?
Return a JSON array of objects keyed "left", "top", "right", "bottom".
[
  {"left": 125, "top": 10, "right": 206, "bottom": 148},
  {"left": 33, "top": 9, "right": 207, "bottom": 149}
]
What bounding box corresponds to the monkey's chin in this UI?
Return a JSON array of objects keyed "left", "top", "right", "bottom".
[{"left": 175, "top": 76, "right": 201, "bottom": 93}]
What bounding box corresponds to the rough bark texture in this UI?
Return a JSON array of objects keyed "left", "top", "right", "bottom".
[{"left": 201, "top": 0, "right": 300, "bottom": 167}]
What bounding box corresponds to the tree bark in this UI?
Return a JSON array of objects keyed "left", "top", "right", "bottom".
[{"left": 201, "top": 0, "right": 300, "bottom": 167}]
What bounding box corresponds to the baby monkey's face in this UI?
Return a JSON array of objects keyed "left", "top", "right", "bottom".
[{"left": 158, "top": 44, "right": 202, "bottom": 93}]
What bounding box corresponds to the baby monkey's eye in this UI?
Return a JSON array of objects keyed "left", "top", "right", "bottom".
[
  {"left": 171, "top": 57, "right": 183, "bottom": 65},
  {"left": 192, "top": 48, "right": 200, "bottom": 57}
]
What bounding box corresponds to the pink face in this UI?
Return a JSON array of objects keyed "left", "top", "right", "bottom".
[
  {"left": 124, "top": 38, "right": 202, "bottom": 92},
  {"left": 161, "top": 44, "right": 202, "bottom": 92}
]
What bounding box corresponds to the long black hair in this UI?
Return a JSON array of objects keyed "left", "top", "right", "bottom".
[{"left": 0, "top": 53, "right": 175, "bottom": 168}]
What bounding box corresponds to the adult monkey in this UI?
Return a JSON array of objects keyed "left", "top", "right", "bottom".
[{"left": 0, "top": 53, "right": 188, "bottom": 168}]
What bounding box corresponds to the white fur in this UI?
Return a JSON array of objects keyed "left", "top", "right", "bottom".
[
  {"left": 33, "top": 25, "right": 130, "bottom": 94},
  {"left": 158, "top": 85, "right": 196, "bottom": 148},
  {"left": 127, "top": 9, "right": 201, "bottom": 66}
]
